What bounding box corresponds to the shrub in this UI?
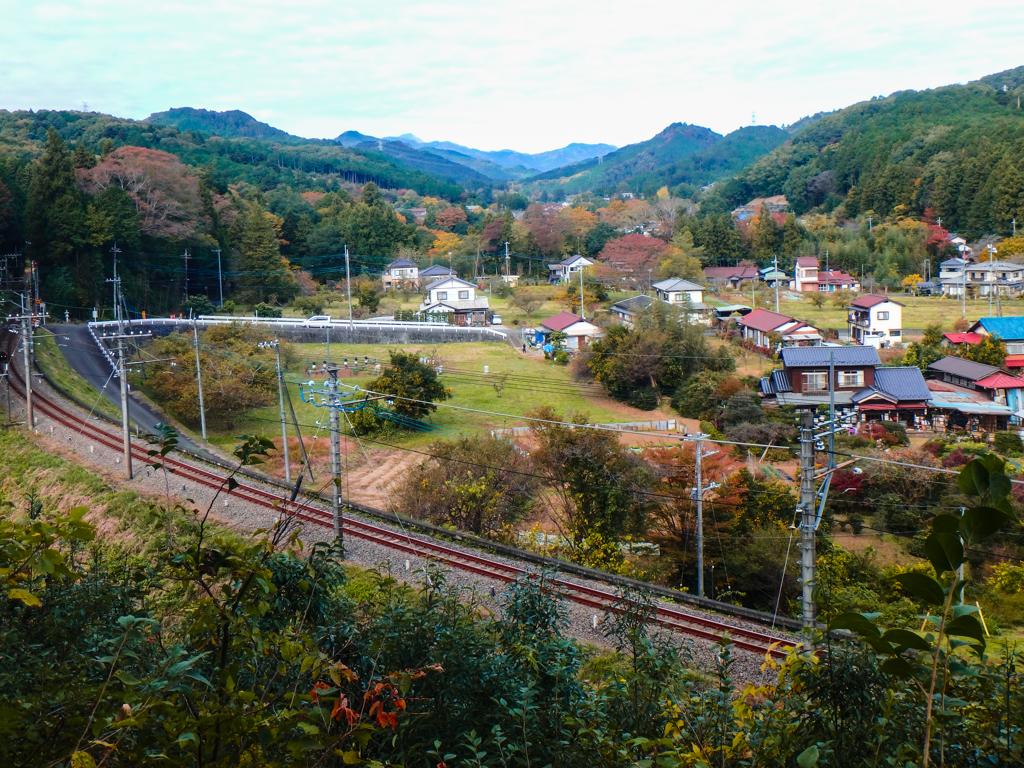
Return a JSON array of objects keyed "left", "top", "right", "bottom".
[
  {"left": 994, "top": 431, "right": 1024, "bottom": 455},
  {"left": 554, "top": 350, "right": 570, "bottom": 366},
  {"left": 990, "top": 562, "right": 1024, "bottom": 594},
  {"left": 699, "top": 420, "right": 725, "bottom": 440},
  {"left": 922, "top": 438, "right": 948, "bottom": 458},
  {"left": 942, "top": 448, "right": 973, "bottom": 468},
  {"left": 628, "top": 387, "right": 659, "bottom": 410},
  {"left": 183, "top": 294, "right": 216, "bottom": 317},
  {"left": 878, "top": 421, "right": 909, "bottom": 445},
  {"left": 219, "top": 299, "right": 236, "bottom": 315},
  {"left": 293, "top": 294, "right": 326, "bottom": 316},
  {"left": 254, "top": 302, "right": 282, "bottom": 318}
]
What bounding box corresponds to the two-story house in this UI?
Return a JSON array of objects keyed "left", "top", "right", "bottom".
[
  {"left": 382, "top": 258, "right": 419, "bottom": 291},
  {"left": 789, "top": 257, "right": 860, "bottom": 292},
  {"left": 547, "top": 254, "right": 594, "bottom": 284},
  {"left": 760, "top": 346, "right": 931, "bottom": 422},
  {"left": 418, "top": 277, "right": 490, "bottom": 325},
  {"left": 736, "top": 308, "right": 821, "bottom": 350},
  {"left": 790, "top": 257, "right": 819, "bottom": 292},
  {"left": 533, "top": 311, "right": 603, "bottom": 350},
  {"left": 848, "top": 294, "right": 903, "bottom": 347},
  {"left": 940, "top": 261, "right": 1024, "bottom": 298},
  {"left": 969, "top": 316, "right": 1024, "bottom": 370},
  {"left": 652, "top": 278, "right": 711, "bottom": 324}
]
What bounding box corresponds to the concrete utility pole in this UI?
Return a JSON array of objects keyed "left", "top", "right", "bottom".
[
  {"left": 192, "top": 323, "right": 207, "bottom": 440},
  {"left": 344, "top": 245, "right": 353, "bottom": 329},
  {"left": 117, "top": 334, "right": 133, "bottom": 479},
  {"left": 17, "top": 290, "right": 34, "bottom": 430},
  {"left": 327, "top": 365, "right": 343, "bottom": 543},
  {"left": 183, "top": 249, "right": 190, "bottom": 302},
  {"left": 773, "top": 254, "right": 780, "bottom": 313},
  {"left": 579, "top": 260, "right": 586, "bottom": 320},
  {"left": 260, "top": 340, "right": 290, "bottom": 483},
  {"left": 213, "top": 248, "right": 223, "bottom": 306},
  {"left": 110, "top": 242, "right": 122, "bottom": 324},
  {"left": 695, "top": 433, "right": 705, "bottom": 598},
  {"left": 799, "top": 410, "right": 817, "bottom": 642}
]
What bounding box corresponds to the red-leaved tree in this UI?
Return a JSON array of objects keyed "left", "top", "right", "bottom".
[{"left": 598, "top": 233, "right": 668, "bottom": 276}]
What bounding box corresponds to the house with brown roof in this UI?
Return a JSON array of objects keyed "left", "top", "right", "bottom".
[
  {"left": 703, "top": 266, "right": 759, "bottom": 288},
  {"left": 925, "top": 356, "right": 1024, "bottom": 430},
  {"left": 382, "top": 258, "right": 419, "bottom": 291},
  {"left": 848, "top": 294, "right": 903, "bottom": 347},
  {"left": 736, "top": 308, "right": 821, "bottom": 351}
]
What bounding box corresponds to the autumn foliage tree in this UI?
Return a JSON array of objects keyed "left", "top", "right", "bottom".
[{"left": 598, "top": 233, "right": 668, "bottom": 278}]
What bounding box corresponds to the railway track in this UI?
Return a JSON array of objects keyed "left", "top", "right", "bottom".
[{"left": 4, "top": 329, "right": 801, "bottom": 659}]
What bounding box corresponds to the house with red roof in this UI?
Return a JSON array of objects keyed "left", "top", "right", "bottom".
[
  {"left": 533, "top": 311, "right": 604, "bottom": 350},
  {"left": 789, "top": 257, "right": 861, "bottom": 293},
  {"left": 736, "top": 308, "right": 821, "bottom": 351},
  {"left": 848, "top": 294, "right": 903, "bottom": 347}
]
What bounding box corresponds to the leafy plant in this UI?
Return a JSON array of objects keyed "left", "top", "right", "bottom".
[{"left": 829, "top": 454, "right": 1018, "bottom": 767}]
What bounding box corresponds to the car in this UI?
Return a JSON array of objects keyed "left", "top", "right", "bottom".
[{"left": 303, "top": 315, "right": 333, "bottom": 328}]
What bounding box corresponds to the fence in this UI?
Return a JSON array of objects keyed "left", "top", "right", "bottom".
[{"left": 491, "top": 418, "right": 677, "bottom": 438}]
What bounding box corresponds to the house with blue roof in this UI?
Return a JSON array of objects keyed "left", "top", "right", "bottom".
[{"left": 969, "top": 316, "right": 1024, "bottom": 370}]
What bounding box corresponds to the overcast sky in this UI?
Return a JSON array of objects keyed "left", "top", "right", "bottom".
[{"left": 4, "top": 1, "right": 1024, "bottom": 154}]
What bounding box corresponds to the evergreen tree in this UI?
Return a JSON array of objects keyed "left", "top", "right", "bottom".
[
  {"left": 750, "top": 203, "right": 781, "bottom": 259},
  {"left": 994, "top": 163, "right": 1024, "bottom": 235},
  {"left": 71, "top": 143, "right": 96, "bottom": 169},
  {"left": 781, "top": 213, "right": 804, "bottom": 259},
  {"left": 25, "top": 128, "right": 85, "bottom": 271},
  {"left": 237, "top": 200, "right": 296, "bottom": 303}
]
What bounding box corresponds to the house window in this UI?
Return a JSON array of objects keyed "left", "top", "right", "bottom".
[
  {"left": 877, "top": 311, "right": 889, "bottom": 320},
  {"left": 890, "top": 329, "right": 901, "bottom": 337},
  {"left": 458, "top": 290, "right": 469, "bottom": 300},
  {"left": 1007, "top": 343, "right": 1024, "bottom": 355},
  {"left": 803, "top": 371, "right": 828, "bottom": 392},
  {"left": 838, "top": 370, "right": 864, "bottom": 388},
  {"left": 437, "top": 291, "right": 447, "bottom": 300}
]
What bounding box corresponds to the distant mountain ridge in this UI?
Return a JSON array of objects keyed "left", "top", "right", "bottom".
[
  {"left": 336, "top": 130, "right": 615, "bottom": 175},
  {"left": 528, "top": 122, "right": 789, "bottom": 196}
]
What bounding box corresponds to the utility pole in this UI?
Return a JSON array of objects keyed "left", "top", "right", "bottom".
[
  {"left": 106, "top": 273, "right": 149, "bottom": 479},
  {"left": 16, "top": 289, "right": 34, "bottom": 430},
  {"left": 183, "top": 249, "right": 190, "bottom": 302},
  {"left": 327, "top": 365, "right": 343, "bottom": 543},
  {"left": 192, "top": 323, "right": 207, "bottom": 440},
  {"left": 344, "top": 245, "right": 353, "bottom": 329},
  {"left": 579, "top": 260, "right": 585, "bottom": 320},
  {"left": 799, "top": 410, "right": 816, "bottom": 641},
  {"left": 213, "top": 248, "right": 223, "bottom": 306},
  {"left": 110, "top": 242, "right": 121, "bottom": 324},
  {"left": 260, "top": 340, "right": 290, "bottom": 483},
  {"left": 695, "top": 432, "right": 705, "bottom": 599},
  {"left": 773, "top": 254, "right": 780, "bottom": 313}
]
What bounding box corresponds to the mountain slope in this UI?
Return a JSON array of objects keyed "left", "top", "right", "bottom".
[
  {"left": 415, "top": 146, "right": 538, "bottom": 181},
  {"left": 144, "top": 107, "right": 305, "bottom": 143},
  {"left": 528, "top": 122, "right": 727, "bottom": 194},
  {"left": 354, "top": 140, "right": 492, "bottom": 185},
  {"left": 704, "top": 69, "right": 1024, "bottom": 235},
  {"left": 0, "top": 109, "right": 466, "bottom": 200}
]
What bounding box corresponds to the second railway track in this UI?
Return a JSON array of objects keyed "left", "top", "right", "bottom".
[{"left": 3, "top": 328, "right": 801, "bottom": 660}]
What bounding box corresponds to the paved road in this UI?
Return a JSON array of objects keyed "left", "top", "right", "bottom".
[{"left": 51, "top": 324, "right": 211, "bottom": 458}]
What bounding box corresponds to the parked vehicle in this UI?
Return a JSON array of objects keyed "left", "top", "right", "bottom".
[{"left": 303, "top": 315, "right": 332, "bottom": 327}]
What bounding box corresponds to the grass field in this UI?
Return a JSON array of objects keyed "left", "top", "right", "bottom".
[
  {"left": 34, "top": 329, "right": 122, "bottom": 421},
  {"left": 204, "top": 340, "right": 649, "bottom": 452}
]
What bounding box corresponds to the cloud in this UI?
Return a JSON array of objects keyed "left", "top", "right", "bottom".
[{"left": 2, "top": 1, "right": 1023, "bottom": 152}]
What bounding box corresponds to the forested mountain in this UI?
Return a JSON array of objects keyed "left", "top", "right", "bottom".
[
  {"left": 703, "top": 66, "right": 1024, "bottom": 236},
  {"left": 335, "top": 130, "right": 614, "bottom": 173},
  {"left": 415, "top": 146, "right": 538, "bottom": 181},
  {"left": 352, "top": 140, "right": 493, "bottom": 185},
  {"left": 144, "top": 107, "right": 304, "bottom": 143},
  {"left": 528, "top": 123, "right": 788, "bottom": 198}
]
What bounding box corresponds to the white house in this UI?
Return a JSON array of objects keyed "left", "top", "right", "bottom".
[
  {"left": 651, "top": 278, "right": 712, "bottom": 324},
  {"left": 547, "top": 254, "right": 594, "bottom": 284},
  {"left": 652, "top": 278, "right": 703, "bottom": 305},
  {"left": 418, "top": 277, "right": 490, "bottom": 325},
  {"left": 790, "top": 257, "right": 819, "bottom": 292},
  {"left": 382, "top": 258, "right": 419, "bottom": 291},
  {"left": 848, "top": 294, "right": 903, "bottom": 347},
  {"left": 534, "top": 311, "right": 604, "bottom": 350}
]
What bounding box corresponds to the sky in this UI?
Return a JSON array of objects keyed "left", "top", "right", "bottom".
[{"left": 4, "top": 1, "right": 1024, "bottom": 154}]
